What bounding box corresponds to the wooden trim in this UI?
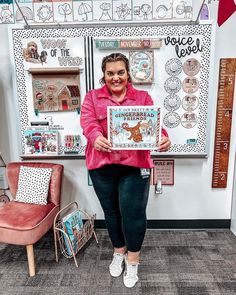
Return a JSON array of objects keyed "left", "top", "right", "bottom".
[{"left": 28, "top": 67, "right": 80, "bottom": 74}]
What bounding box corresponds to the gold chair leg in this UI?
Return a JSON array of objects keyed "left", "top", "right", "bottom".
[{"left": 26, "top": 244, "right": 36, "bottom": 276}]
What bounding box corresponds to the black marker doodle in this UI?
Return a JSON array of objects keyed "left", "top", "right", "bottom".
[
  {"left": 99, "top": 2, "right": 112, "bottom": 21},
  {"left": 78, "top": 2, "right": 92, "bottom": 21},
  {"left": 58, "top": 3, "right": 72, "bottom": 22},
  {"left": 115, "top": 3, "right": 131, "bottom": 20}
]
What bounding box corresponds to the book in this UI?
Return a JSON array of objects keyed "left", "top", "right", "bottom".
[
  {"left": 62, "top": 210, "right": 83, "bottom": 256},
  {"left": 107, "top": 105, "right": 162, "bottom": 150},
  {"left": 24, "top": 130, "right": 58, "bottom": 155}
]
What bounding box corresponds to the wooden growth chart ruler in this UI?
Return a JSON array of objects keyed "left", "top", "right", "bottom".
[{"left": 212, "top": 58, "right": 236, "bottom": 188}]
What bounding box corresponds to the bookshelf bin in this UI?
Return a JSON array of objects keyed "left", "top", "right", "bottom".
[{"left": 53, "top": 201, "right": 98, "bottom": 267}]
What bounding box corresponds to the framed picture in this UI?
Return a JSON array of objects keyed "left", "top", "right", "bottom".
[
  {"left": 107, "top": 105, "right": 161, "bottom": 150},
  {"left": 24, "top": 130, "right": 58, "bottom": 155},
  {"left": 129, "top": 50, "right": 154, "bottom": 84},
  {"left": 153, "top": 159, "right": 174, "bottom": 185}
]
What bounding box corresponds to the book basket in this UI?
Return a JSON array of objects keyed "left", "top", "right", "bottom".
[{"left": 53, "top": 201, "right": 98, "bottom": 267}]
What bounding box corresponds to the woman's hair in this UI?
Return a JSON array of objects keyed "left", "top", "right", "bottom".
[{"left": 99, "top": 52, "right": 131, "bottom": 85}]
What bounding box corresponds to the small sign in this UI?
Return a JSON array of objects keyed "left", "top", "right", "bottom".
[
  {"left": 95, "top": 39, "right": 162, "bottom": 50},
  {"left": 153, "top": 159, "right": 174, "bottom": 185},
  {"left": 187, "top": 138, "right": 197, "bottom": 144},
  {"left": 95, "top": 40, "right": 119, "bottom": 49},
  {"left": 120, "top": 39, "right": 162, "bottom": 49}
]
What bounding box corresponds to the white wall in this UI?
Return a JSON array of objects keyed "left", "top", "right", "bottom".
[
  {"left": 0, "top": 2, "right": 236, "bottom": 221},
  {"left": 231, "top": 150, "right": 236, "bottom": 234},
  {"left": 0, "top": 27, "right": 20, "bottom": 163}
]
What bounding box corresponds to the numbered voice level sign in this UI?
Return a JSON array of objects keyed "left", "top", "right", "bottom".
[{"left": 212, "top": 58, "right": 236, "bottom": 188}]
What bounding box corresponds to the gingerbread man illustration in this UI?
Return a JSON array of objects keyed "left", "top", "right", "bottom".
[{"left": 122, "top": 121, "right": 143, "bottom": 143}]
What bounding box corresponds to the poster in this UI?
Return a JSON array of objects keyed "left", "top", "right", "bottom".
[
  {"left": 129, "top": 50, "right": 154, "bottom": 84},
  {"left": 153, "top": 159, "right": 174, "bottom": 185},
  {"left": 32, "top": 72, "right": 80, "bottom": 113},
  {"left": 108, "top": 105, "right": 161, "bottom": 150}
]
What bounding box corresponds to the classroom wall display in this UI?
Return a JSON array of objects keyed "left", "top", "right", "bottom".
[
  {"left": 12, "top": 23, "right": 212, "bottom": 156},
  {"left": 0, "top": 0, "right": 193, "bottom": 25},
  {"left": 13, "top": 32, "right": 85, "bottom": 155}
]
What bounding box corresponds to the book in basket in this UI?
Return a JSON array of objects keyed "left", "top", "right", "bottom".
[{"left": 62, "top": 210, "right": 83, "bottom": 256}]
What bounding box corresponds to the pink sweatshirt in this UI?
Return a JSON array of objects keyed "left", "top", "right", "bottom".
[{"left": 80, "top": 83, "right": 168, "bottom": 170}]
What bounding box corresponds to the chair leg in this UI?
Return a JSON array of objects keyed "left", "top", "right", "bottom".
[{"left": 26, "top": 244, "right": 36, "bottom": 277}]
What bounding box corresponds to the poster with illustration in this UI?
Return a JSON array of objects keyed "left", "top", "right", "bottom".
[
  {"left": 108, "top": 106, "right": 161, "bottom": 150},
  {"left": 129, "top": 50, "right": 154, "bottom": 84},
  {"left": 24, "top": 130, "right": 58, "bottom": 155},
  {"left": 22, "top": 38, "right": 84, "bottom": 68},
  {"left": 32, "top": 72, "right": 80, "bottom": 112}
]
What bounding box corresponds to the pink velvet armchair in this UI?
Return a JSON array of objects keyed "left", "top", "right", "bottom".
[{"left": 0, "top": 162, "right": 63, "bottom": 276}]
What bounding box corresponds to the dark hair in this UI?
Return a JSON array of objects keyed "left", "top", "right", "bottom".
[{"left": 99, "top": 53, "right": 131, "bottom": 85}]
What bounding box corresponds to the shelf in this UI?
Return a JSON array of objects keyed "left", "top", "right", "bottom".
[
  {"left": 20, "top": 153, "right": 208, "bottom": 160},
  {"left": 28, "top": 67, "right": 80, "bottom": 74},
  {"left": 20, "top": 154, "right": 85, "bottom": 160}
]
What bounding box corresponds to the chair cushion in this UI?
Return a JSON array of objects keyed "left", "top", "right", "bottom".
[
  {"left": 0, "top": 201, "right": 56, "bottom": 230},
  {"left": 15, "top": 166, "right": 52, "bottom": 205}
]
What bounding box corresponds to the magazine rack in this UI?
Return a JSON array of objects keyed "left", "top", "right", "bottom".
[
  {"left": 53, "top": 201, "right": 98, "bottom": 267},
  {"left": 0, "top": 153, "right": 10, "bottom": 204}
]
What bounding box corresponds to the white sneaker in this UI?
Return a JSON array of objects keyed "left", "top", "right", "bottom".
[
  {"left": 123, "top": 257, "right": 139, "bottom": 288},
  {"left": 109, "top": 253, "right": 124, "bottom": 277}
]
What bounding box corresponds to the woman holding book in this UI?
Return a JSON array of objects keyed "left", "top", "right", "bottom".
[{"left": 80, "top": 53, "right": 171, "bottom": 288}]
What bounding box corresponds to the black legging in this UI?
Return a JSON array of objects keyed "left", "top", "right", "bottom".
[{"left": 89, "top": 164, "right": 150, "bottom": 252}]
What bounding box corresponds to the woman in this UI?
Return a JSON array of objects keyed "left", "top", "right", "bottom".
[{"left": 80, "top": 53, "right": 171, "bottom": 288}]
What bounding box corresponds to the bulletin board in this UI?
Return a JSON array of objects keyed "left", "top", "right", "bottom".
[{"left": 11, "top": 23, "right": 212, "bottom": 157}]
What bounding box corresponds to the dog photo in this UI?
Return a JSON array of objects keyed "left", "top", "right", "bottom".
[{"left": 23, "top": 41, "right": 41, "bottom": 63}]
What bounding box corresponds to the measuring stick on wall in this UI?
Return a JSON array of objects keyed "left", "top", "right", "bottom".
[{"left": 212, "top": 58, "right": 236, "bottom": 188}]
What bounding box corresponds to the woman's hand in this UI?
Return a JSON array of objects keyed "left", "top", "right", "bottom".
[
  {"left": 94, "top": 136, "right": 112, "bottom": 152},
  {"left": 158, "top": 136, "right": 171, "bottom": 152}
]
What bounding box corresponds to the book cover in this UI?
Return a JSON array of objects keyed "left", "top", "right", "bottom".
[
  {"left": 107, "top": 106, "right": 161, "bottom": 150},
  {"left": 62, "top": 210, "right": 83, "bottom": 256},
  {"left": 24, "top": 130, "right": 58, "bottom": 155},
  {"left": 129, "top": 50, "right": 154, "bottom": 84}
]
